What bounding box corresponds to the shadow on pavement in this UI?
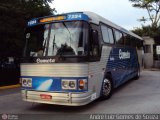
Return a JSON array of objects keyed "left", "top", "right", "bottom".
[{"left": 27, "top": 99, "right": 103, "bottom": 113}]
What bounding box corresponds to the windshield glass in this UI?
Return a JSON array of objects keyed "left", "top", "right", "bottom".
[{"left": 25, "top": 21, "right": 88, "bottom": 57}]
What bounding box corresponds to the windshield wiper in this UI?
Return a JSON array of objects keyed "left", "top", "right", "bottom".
[
  {"left": 52, "top": 34, "right": 58, "bottom": 51},
  {"left": 62, "top": 22, "right": 72, "bottom": 46},
  {"left": 43, "top": 37, "right": 47, "bottom": 49},
  {"left": 52, "top": 34, "right": 65, "bottom": 56}
]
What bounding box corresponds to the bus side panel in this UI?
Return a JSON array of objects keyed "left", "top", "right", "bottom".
[
  {"left": 88, "top": 46, "right": 112, "bottom": 100},
  {"left": 106, "top": 47, "right": 139, "bottom": 88}
]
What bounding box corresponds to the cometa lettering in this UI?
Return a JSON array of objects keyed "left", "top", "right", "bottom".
[
  {"left": 119, "top": 49, "right": 130, "bottom": 59},
  {"left": 36, "top": 58, "right": 55, "bottom": 63}
]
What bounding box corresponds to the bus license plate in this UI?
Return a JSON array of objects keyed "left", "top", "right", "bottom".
[{"left": 40, "top": 94, "right": 52, "bottom": 100}]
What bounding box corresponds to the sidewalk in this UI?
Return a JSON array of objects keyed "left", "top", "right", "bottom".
[{"left": 0, "top": 84, "right": 20, "bottom": 90}]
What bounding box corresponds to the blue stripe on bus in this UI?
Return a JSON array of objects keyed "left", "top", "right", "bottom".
[
  {"left": 106, "top": 47, "right": 139, "bottom": 88},
  {"left": 21, "top": 76, "right": 88, "bottom": 92}
]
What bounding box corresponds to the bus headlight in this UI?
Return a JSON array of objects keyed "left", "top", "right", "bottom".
[
  {"left": 61, "top": 80, "right": 77, "bottom": 90},
  {"left": 22, "top": 78, "right": 32, "bottom": 87}
]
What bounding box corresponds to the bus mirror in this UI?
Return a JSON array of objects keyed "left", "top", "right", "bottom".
[{"left": 91, "top": 29, "right": 98, "bottom": 45}]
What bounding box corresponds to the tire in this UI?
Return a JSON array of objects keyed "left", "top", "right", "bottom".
[
  {"left": 135, "top": 67, "right": 140, "bottom": 80},
  {"left": 100, "top": 75, "right": 113, "bottom": 100}
]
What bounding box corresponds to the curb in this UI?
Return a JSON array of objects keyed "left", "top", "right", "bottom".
[
  {"left": 0, "top": 84, "right": 20, "bottom": 90},
  {"left": 143, "top": 69, "right": 160, "bottom": 71}
]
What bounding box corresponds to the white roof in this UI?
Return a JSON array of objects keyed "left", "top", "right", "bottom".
[{"left": 83, "top": 11, "right": 142, "bottom": 40}]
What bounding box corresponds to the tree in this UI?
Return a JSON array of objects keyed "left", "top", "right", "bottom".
[
  {"left": 132, "top": 25, "right": 160, "bottom": 36},
  {"left": 0, "top": 0, "right": 55, "bottom": 57},
  {"left": 129, "top": 0, "right": 160, "bottom": 28}
]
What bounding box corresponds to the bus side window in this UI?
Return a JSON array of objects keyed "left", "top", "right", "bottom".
[
  {"left": 130, "top": 36, "right": 136, "bottom": 47},
  {"left": 124, "top": 34, "right": 131, "bottom": 46},
  {"left": 101, "top": 25, "right": 110, "bottom": 43},
  {"left": 100, "top": 24, "right": 114, "bottom": 44},
  {"left": 108, "top": 28, "right": 114, "bottom": 44},
  {"left": 123, "top": 33, "right": 127, "bottom": 46},
  {"left": 114, "top": 30, "right": 124, "bottom": 45}
]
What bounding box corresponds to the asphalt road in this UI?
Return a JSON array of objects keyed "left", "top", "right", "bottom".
[{"left": 0, "top": 70, "right": 160, "bottom": 119}]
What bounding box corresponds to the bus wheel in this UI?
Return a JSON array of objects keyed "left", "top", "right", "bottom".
[
  {"left": 101, "top": 76, "right": 113, "bottom": 100},
  {"left": 135, "top": 67, "right": 140, "bottom": 80}
]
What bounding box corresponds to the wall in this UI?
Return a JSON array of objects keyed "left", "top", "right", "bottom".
[{"left": 143, "top": 36, "right": 155, "bottom": 69}]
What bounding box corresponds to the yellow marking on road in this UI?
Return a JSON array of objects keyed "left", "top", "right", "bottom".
[{"left": 0, "top": 84, "right": 20, "bottom": 90}]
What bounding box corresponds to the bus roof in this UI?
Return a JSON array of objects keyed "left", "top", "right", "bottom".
[
  {"left": 27, "top": 11, "right": 142, "bottom": 40},
  {"left": 83, "top": 11, "right": 142, "bottom": 40}
]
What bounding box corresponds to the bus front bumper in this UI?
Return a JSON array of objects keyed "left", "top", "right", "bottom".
[{"left": 21, "top": 90, "right": 96, "bottom": 106}]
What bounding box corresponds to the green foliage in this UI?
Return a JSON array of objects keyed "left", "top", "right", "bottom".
[
  {"left": 0, "top": 0, "right": 55, "bottom": 57},
  {"left": 130, "top": 0, "right": 160, "bottom": 36},
  {"left": 132, "top": 25, "right": 160, "bottom": 37},
  {"left": 129, "top": 0, "right": 160, "bottom": 27}
]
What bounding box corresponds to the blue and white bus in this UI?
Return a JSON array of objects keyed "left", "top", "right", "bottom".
[{"left": 21, "top": 11, "right": 143, "bottom": 106}]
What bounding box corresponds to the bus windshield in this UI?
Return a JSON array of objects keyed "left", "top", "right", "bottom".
[{"left": 24, "top": 21, "right": 88, "bottom": 57}]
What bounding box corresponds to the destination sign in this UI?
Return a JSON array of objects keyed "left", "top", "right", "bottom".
[{"left": 27, "top": 13, "right": 90, "bottom": 27}]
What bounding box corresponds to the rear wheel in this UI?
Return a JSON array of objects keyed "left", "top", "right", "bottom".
[
  {"left": 100, "top": 75, "right": 113, "bottom": 100},
  {"left": 135, "top": 67, "right": 140, "bottom": 80}
]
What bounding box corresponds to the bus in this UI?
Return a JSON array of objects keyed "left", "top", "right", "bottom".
[{"left": 20, "top": 11, "right": 143, "bottom": 106}]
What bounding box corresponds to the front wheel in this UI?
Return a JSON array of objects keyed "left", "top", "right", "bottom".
[{"left": 100, "top": 76, "right": 113, "bottom": 100}]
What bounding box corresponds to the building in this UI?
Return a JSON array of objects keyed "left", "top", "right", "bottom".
[{"left": 143, "top": 36, "right": 160, "bottom": 69}]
